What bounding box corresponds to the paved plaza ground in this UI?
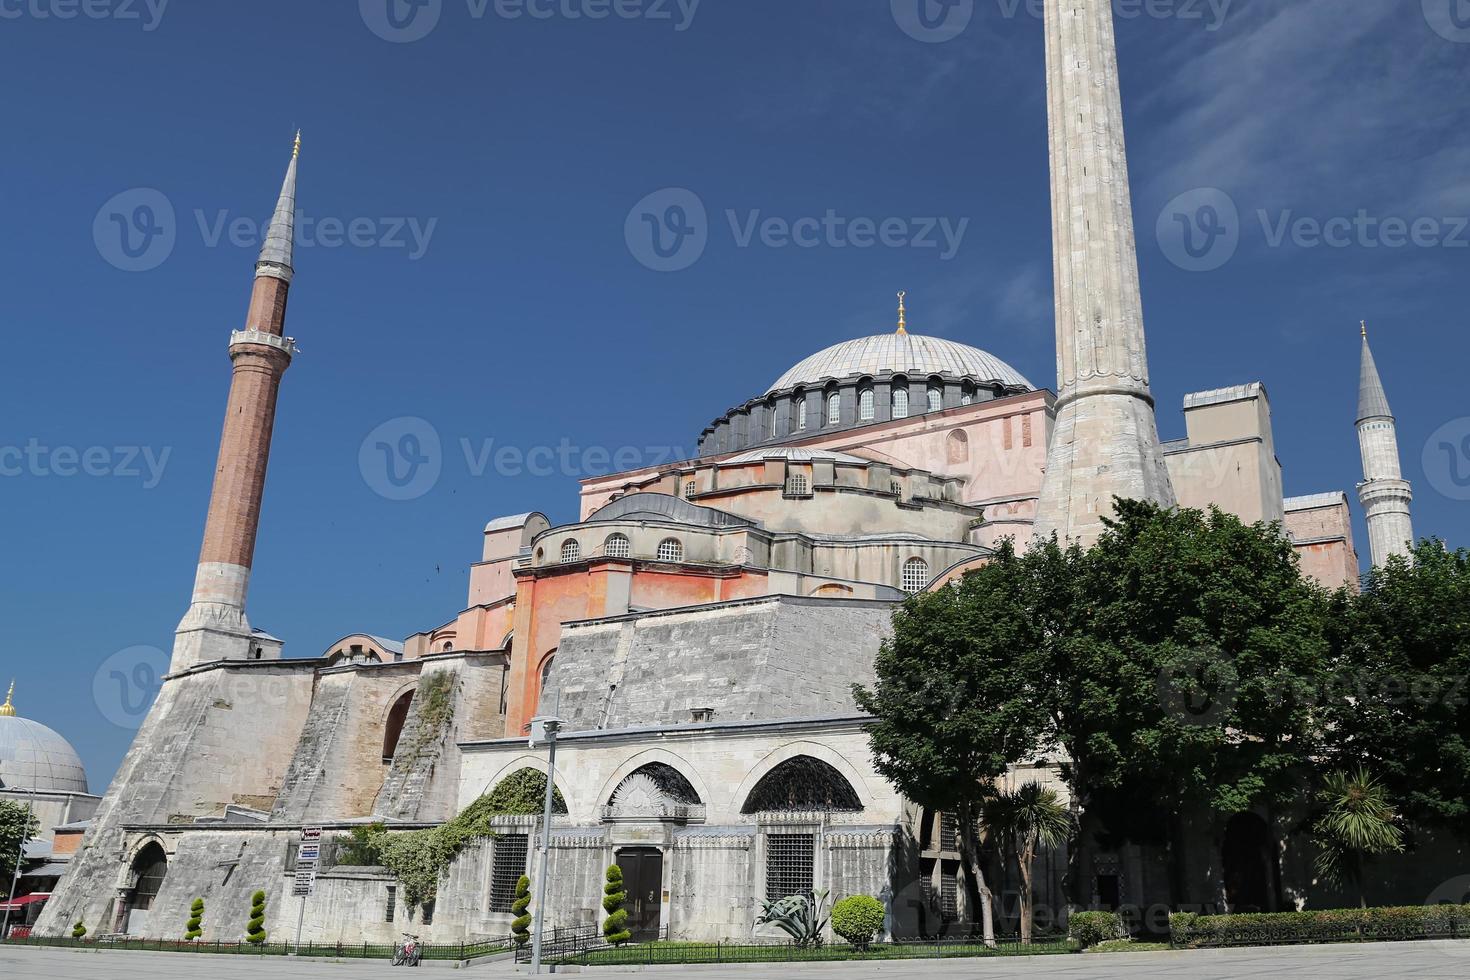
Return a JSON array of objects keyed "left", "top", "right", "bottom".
[{"left": 5, "top": 941, "right": 1470, "bottom": 979}]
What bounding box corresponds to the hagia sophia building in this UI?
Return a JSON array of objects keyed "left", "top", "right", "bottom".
[{"left": 24, "top": 0, "right": 1432, "bottom": 945}]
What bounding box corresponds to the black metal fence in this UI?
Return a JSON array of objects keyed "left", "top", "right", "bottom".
[{"left": 1, "top": 932, "right": 519, "bottom": 962}]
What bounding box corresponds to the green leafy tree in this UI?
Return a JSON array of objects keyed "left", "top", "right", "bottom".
[
  {"left": 980, "top": 783, "right": 1073, "bottom": 943},
  {"left": 71, "top": 920, "right": 87, "bottom": 940},
  {"left": 511, "top": 875, "right": 532, "bottom": 946},
  {"left": 184, "top": 897, "right": 205, "bottom": 940},
  {"left": 0, "top": 800, "right": 39, "bottom": 888},
  {"left": 854, "top": 540, "right": 1059, "bottom": 945},
  {"left": 1322, "top": 543, "right": 1470, "bottom": 838},
  {"left": 601, "top": 865, "right": 632, "bottom": 945},
  {"left": 1312, "top": 769, "right": 1405, "bottom": 908},
  {"left": 831, "top": 895, "right": 885, "bottom": 951},
  {"left": 246, "top": 890, "right": 267, "bottom": 944}
]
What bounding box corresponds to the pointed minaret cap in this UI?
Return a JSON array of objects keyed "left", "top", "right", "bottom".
[
  {"left": 0, "top": 680, "right": 15, "bottom": 717},
  {"left": 1358, "top": 321, "right": 1393, "bottom": 423},
  {"left": 256, "top": 131, "right": 300, "bottom": 283},
  {"left": 896, "top": 291, "right": 908, "bottom": 336}
]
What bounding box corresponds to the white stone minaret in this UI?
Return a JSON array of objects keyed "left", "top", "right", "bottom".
[
  {"left": 1356, "top": 323, "right": 1414, "bottom": 567},
  {"left": 1032, "top": 0, "right": 1176, "bottom": 547}
]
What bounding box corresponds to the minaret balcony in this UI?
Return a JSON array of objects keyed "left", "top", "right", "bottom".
[{"left": 230, "top": 329, "right": 299, "bottom": 359}]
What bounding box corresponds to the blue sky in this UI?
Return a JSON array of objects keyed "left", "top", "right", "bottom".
[{"left": 1, "top": 0, "right": 1466, "bottom": 789}]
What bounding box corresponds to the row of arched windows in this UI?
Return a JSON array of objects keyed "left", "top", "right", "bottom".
[{"left": 560, "top": 535, "right": 685, "bottom": 564}]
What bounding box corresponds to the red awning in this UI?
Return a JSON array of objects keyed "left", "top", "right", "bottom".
[{"left": 0, "top": 893, "right": 50, "bottom": 911}]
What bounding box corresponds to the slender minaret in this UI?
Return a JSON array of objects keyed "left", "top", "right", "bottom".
[
  {"left": 1356, "top": 322, "right": 1414, "bottom": 567},
  {"left": 170, "top": 135, "right": 301, "bottom": 672},
  {"left": 1032, "top": 0, "right": 1176, "bottom": 547}
]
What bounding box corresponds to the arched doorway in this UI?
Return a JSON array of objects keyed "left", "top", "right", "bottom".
[
  {"left": 125, "top": 842, "right": 168, "bottom": 936},
  {"left": 382, "top": 690, "right": 415, "bottom": 763},
  {"left": 1222, "top": 812, "right": 1278, "bottom": 913}
]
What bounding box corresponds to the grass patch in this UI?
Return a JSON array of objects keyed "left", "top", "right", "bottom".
[{"left": 1087, "top": 939, "right": 1172, "bottom": 953}]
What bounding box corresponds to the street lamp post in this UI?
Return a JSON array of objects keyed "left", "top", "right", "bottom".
[{"left": 527, "top": 715, "right": 562, "bottom": 975}]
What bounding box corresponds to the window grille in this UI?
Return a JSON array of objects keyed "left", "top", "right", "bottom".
[
  {"left": 560, "top": 539, "right": 581, "bottom": 563},
  {"left": 605, "top": 534, "right": 631, "bottom": 559},
  {"left": 928, "top": 387, "right": 943, "bottom": 412},
  {"left": 685, "top": 480, "right": 697, "bottom": 498},
  {"left": 892, "top": 387, "right": 909, "bottom": 419},
  {"left": 742, "top": 756, "right": 863, "bottom": 813},
  {"left": 657, "top": 538, "right": 684, "bottom": 562},
  {"left": 827, "top": 394, "right": 841, "bottom": 425},
  {"left": 797, "top": 399, "right": 808, "bottom": 430},
  {"left": 859, "top": 389, "right": 875, "bottom": 422},
  {"left": 765, "top": 833, "right": 815, "bottom": 901},
  {"left": 386, "top": 885, "right": 396, "bottom": 923},
  {"left": 489, "top": 834, "right": 530, "bottom": 913},
  {"left": 939, "top": 812, "right": 958, "bottom": 851},
  {"left": 902, "top": 558, "right": 930, "bottom": 594},
  {"left": 941, "top": 863, "right": 959, "bottom": 917},
  {"left": 961, "top": 386, "right": 975, "bottom": 406},
  {"left": 786, "top": 474, "right": 809, "bottom": 496}
]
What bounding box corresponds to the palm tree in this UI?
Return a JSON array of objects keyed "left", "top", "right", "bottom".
[
  {"left": 981, "top": 782, "right": 1073, "bottom": 943},
  {"left": 1312, "top": 769, "right": 1404, "bottom": 909}
]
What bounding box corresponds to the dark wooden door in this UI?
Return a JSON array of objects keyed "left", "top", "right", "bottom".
[{"left": 617, "top": 848, "right": 663, "bottom": 941}]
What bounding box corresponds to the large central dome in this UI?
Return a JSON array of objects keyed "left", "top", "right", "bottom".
[
  {"left": 768, "top": 333, "right": 1033, "bottom": 394},
  {"left": 0, "top": 715, "right": 89, "bottom": 795}
]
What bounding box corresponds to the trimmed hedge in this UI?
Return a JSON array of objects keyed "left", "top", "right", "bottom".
[
  {"left": 1068, "top": 910, "right": 1128, "bottom": 949},
  {"left": 1171, "top": 904, "right": 1470, "bottom": 948}
]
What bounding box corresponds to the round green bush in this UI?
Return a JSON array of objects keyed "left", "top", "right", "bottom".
[
  {"left": 1068, "top": 910, "right": 1128, "bottom": 949},
  {"left": 831, "top": 895, "right": 885, "bottom": 951}
]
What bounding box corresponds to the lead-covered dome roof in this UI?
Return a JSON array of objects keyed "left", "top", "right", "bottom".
[
  {"left": 0, "top": 715, "right": 90, "bottom": 795},
  {"left": 767, "top": 333, "right": 1033, "bottom": 394}
]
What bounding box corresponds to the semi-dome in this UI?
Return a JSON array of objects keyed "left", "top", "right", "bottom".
[
  {"left": 768, "top": 333, "right": 1033, "bottom": 394},
  {"left": 0, "top": 693, "right": 89, "bottom": 795}
]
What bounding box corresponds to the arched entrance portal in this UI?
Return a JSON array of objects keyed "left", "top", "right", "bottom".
[
  {"left": 125, "top": 842, "right": 168, "bottom": 936},
  {"left": 1222, "top": 812, "right": 1278, "bottom": 913}
]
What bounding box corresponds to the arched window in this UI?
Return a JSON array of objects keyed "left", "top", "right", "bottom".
[
  {"left": 383, "top": 690, "right": 415, "bottom": 761},
  {"left": 605, "top": 533, "right": 631, "bottom": 559},
  {"left": 608, "top": 763, "right": 702, "bottom": 815},
  {"left": 539, "top": 654, "right": 556, "bottom": 699},
  {"left": 960, "top": 383, "right": 976, "bottom": 406},
  {"left": 657, "top": 538, "right": 684, "bottom": 563},
  {"left": 892, "top": 386, "right": 909, "bottom": 420},
  {"left": 742, "top": 756, "right": 863, "bottom": 813},
  {"left": 483, "top": 768, "right": 568, "bottom": 815},
  {"left": 902, "top": 557, "right": 930, "bottom": 594},
  {"left": 560, "top": 539, "right": 581, "bottom": 563},
  {"left": 928, "top": 386, "right": 943, "bottom": 413},
  {"left": 796, "top": 397, "right": 808, "bottom": 430},
  {"left": 947, "top": 430, "right": 970, "bottom": 465},
  {"left": 129, "top": 842, "right": 169, "bottom": 915},
  {"left": 827, "top": 392, "right": 841, "bottom": 425},
  {"left": 858, "top": 388, "right": 875, "bottom": 422}
]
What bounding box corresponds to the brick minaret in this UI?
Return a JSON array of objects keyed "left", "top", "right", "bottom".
[
  {"left": 1033, "top": 0, "right": 1176, "bottom": 547},
  {"left": 171, "top": 136, "right": 301, "bottom": 672},
  {"left": 1356, "top": 323, "right": 1414, "bottom": 568}
]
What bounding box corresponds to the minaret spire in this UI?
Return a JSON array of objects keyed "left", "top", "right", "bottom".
[
  {"left": 171, "top": 140, "right": 302, "bottom": 671},
  {"left": 1032, "top": 0, "right": 1176, "bottom": 547},
  {"left": 0, "top": 680, "right": 14, "bottom": 718},
  {"left": 896, "top": 291, "right": 908, "bottom": 336},
  {"left": 1356, "top": 323, "right": 1414, "bottom": 567}
]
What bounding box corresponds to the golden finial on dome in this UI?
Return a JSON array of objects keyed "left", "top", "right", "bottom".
[
  {"left": 896, "top": 291, "right": 908, "bottom": 336},
  {"left": 0, "top": 680, "right": 14, "bottom": 717},
  {"left": 293, "top": 129, "right": 302, "bottom": 160}
]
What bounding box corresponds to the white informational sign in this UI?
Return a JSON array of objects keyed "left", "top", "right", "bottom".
[{"left": 292, "top": 827, "right": 324, "bottom": 898}]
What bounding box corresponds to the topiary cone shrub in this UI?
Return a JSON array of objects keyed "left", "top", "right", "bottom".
[
  {"left": 246, "top": 890, "right": 268, "bottom": 944},
  {"left": 185, "top": 897, "right": 205, "bottom": 941},
  {"left": 511, "top": 875, "right": 532, "bottom": 947},
  {"left": 71, "top": 920, "right": 87, "bottom": 940},
  {"left": 831, "top": 895, "right": 885, "bottom": 951},
  {"left": 602, "top": 865, "right": 632, "bottom": 946}
]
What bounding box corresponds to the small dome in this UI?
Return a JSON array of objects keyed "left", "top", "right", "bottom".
[
  {"left": 768, "top": 333, "right": 1033, "bottom": 394},
  {"left": 0, "top": 715, "right": 89, "bottom": 795}
]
